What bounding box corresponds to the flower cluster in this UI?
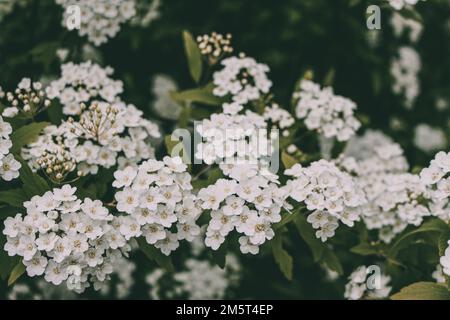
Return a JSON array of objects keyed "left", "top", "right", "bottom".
[
  {"left": 213, "top": 54, "right": 272, "bottom": 105},
  {"left": 344, "top": 266, "right": 391, "bottom": 300},
  {"left": 198, "top": 171, "right": 290, "bottom": 254},
  {"left": 46, "top": 61, "right": 124, "bottom": 115},
  {"left": 440, "top": 241, "right": 450, "bottom": 277},
  {"left": 56, "top": 0, "right": 137, "bottom": 46},
  {"left": 263, "top": 102, "right": 295, "bottom": 137},
  {"left": 414, "top": 124, "right": 447, "bottom": 153},
  {"left": 113, "top": 156, "right": 201, "bottom": 255},
  {"left": 151, "top": 74, "right": 182, "bottom": 120},
  {"left": 420, "top": 151, "right": 450, "bottom": 222},
  {"left": 197, "top": 32, "right": 233, "bottom": 63},
  {"left": 3, "top": 185, "right": 131, "bottom": 292},
  {"left": 0, "top": 116, "right": 21, "bottom": 181},
  {"left": 390, "top": 46, "right": 421, "bottom": 109},
  {"left": 284, "top": 160, "right": 366, "bottom": 242},
  {"left": 391, "top": 12, "right": 423, "bottom": 43},
  {"left": 22, "top": 101, "right": 159, "bottom": 178},
  {"left": 195, "top": 103, "right": 275, "bottom": 166},
  {"left": 338, "top": 132, "right": 434, "bottom": 242},
  {"left": 293, "top": 80, "right": 361, "bottom": 141},
  {"left": 1, "top": 78, "right": 52, "bottom": 118},
  {"left": 388, "top": 0, "right": 426, "bottom": 10}
]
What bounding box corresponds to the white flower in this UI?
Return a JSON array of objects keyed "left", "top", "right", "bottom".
[
  {"left": 2, "top": 186, "right": 130, "bottom": 292},
  {"left": 293, "top": 80, "right": 361, "bottom": 141},
  {"left": 113, "top": 166, "right": 137, "bottom": 188},
  {"left": 212, "top": 55, "right": 272, "bottom": 105},
  {"left": 0, "top": 153, "right": 21, "bottom": 181}
]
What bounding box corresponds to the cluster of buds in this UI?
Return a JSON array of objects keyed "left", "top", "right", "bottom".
[
  {"left": 67, "top": 102, "right": 119, "bottom": 144},
  {"left": 197, "top": 32, "right": 233, "bottom": 64},
  {"left": 36, "top": 136, "right": 77, "bottom": 183},
  {"left": 1, "top": 78, "right": 52, "bottom": 118}
]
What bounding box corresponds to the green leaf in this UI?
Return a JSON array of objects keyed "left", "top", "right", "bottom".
[
  {"left": 350, "top": 242, "right": 382, "bottom": 256},
  {"left": 294, "top": 214, "right": 343, "bottom": 274},
  {"left": 388, "top": 219, "right": 450, "bottom": 258},
  {"left": 10, "top": 122, "right": 49, "bottom": 154},
  {"left": 391, "top": 282, "right": 450, "bottom": 300},
  {"left": 137, "top": 237, "right": 174, "bottom": 272},
  {"left": 274, "top": 210, "right": 300, "bottom": 231},
  {"left": 170, "top": 83, "right": 225, "bottom": 107},
  {"left": 281, "top": 151, "right": 297, "bottom": 169},
  {"left": 16, "top": 157, "right": 50, "bottom": 198},
  {"left": 0, "top": 188, "right": 27, "bottom": 208},
  {"left": 438, "top": 231, "right": 450, "bottom": 257},
  {"left": 271, "top": 233, "right": 293, "bottom": 281},
  {"left": 8, "top": 261, "right": 26, "bottom": 286},
  {"left": 399, "top": 7, "right": 423, "bottom": 23},
  {"left": 182, "top": 30, "right": 202, "bottom": 83},
  {"left": 323, "top": 68, "right": 335, "bottom": 87}
]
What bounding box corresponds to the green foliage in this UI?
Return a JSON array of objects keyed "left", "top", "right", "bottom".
[
  {"left": 294, "top": 214, "right": 343, "bottom": 275},
  {"left": 137, "top": 237, "right": 174, "bottom": 272},
  {"left": 391, "top": 282, "right": 450, "bottom": 300},
  {"left": 7, "top": 261, "right": 25, "bottom": 287},
  {"left": 17, "top": 157, "right": 50, "bottom": 198},
  {"left": 271, "top": 232, "right": 293, "bottom": 280},
  {"left": 170, "top": 83, "right": 225, "bottom": 106},
  {"left": 10, "top": 122, "right": 49, "bottom": 154},
  {"left": 0, "top": 188, "right": 28, "bottom": 208},
  {"left": 182, "top": 30, "right": 203, "bottom": 83}
]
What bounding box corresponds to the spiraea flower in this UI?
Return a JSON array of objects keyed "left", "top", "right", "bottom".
[
  {"left": 56, "top": 0, "right": 137, "bottom": 46},
  {"left": 391, "top": 12, "right": 423, "bottom": 43},
  {"left": 195, "top": 102, "right": 276, "bottom": 166},
  {"left": 151, "top": 74, "right": 182, "bottom": 120},
  {"left": 388, "top": 0, "right": 426, "bottom": 10},
  {"left": 213, "top": 54, "right": 272, "bottom": 105},
  {"left": 2, "top": 185, "right": 131, "bottom": 293},
  {"left": 263, "top": 102, "right": 295, "bottom": 138},
  {"left": 113, "top": 156, "right": 201, "bottom": 256},
  {"left": 197, "top": 32, "right": 233, "bottom": 64},
  {"left": 338, "top": 132, "right": 433, "bottom": 243},
  {"left": 1, "top": 78, "right": 52, "bottom": 118},
  {"left": 440, "top": 240, "right": 450, "bottom": 277},
  {"left": 420, "top": 151, "right": 450, "bottom": 222},
  {"left": 46, "top": 61, "right": 124, "bottom": 115},
  {"left": 0, "top": 116, "right": 21, "bottom": 181},
  {"left": 284, "top": 160, "right": 366, "bottom": 242},
  {"left": 293, "top": 80, "right": 361, "bottom": 141},
  {"left": 344, "top": 265, "right": 391, "bottom": 300},
  {"left": 22, "top": 101, "right": 160, "bottom": 178},
  {"left": 391, "top": 46, "right": 421, "bottom": 109}
]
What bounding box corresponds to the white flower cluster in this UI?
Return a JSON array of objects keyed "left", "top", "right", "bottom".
[
  {"left": 391, "top": 46, "right": 421, "bottom": 109},
  {"left": 146, "top": 254, "right": 241, "bottom": 299},
  {"left": 263, "top": 102, "right": 295, "bottom": 137},
  {"left": 56, "top": 0, "right": 137, "bottom": 46},
  {"left": 293, "top": 80, "right": 361, "bottom": 141},
  {"left": 198, "top": 172, "right": 290, "bottom": 254},
  {"left": 0, "top": 116, "right": 21, "bottom": 181},
  {"left": 284, "top": 160, "right": 366, "bottom": 242},
  {"left": 113, "top": 157, "right": 201, "bottom": 255},
  {"left": 420, "top": 151, "right": 450, "bottom": 222},
  {"left": 22, "top": 101, "right": 160, "bottom": 177},
  {"left": 388, "top": 0, "right": 426, "bottom": 10},
  {"left": 213, "top": 55, "right": 272, "bottom": 105},
  {"left": 8, "top": 280, "right": 76, "bottom": 300},
  {"left": 414, "top": 124, "right": 447, "bottom": 153},
  {"left": 440, "top": 241, "right": 450, "bottom": 277},
  {"left": 339, "top": 132, "right": 433, "bottom": 242},
  {"left": 195, "top": 103, "right": 275, "bottom": 166},
  {"left": 3, "top": 185, "right": 132, "bottom": 293},
  {"left": 1, "top": 78, "right": 52, "bottom": 118},
  {"left": 46, "top": 61, "right": 124, "bottom": 115},
  {"left": 391, "top": 12, "right": 423, "bottom": 43},
  {"left": 151, "top": 74, "right": 182, "bottom": 120},
  {"left": 344, "top": 266, "right": 391, "bottom": 300}
]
